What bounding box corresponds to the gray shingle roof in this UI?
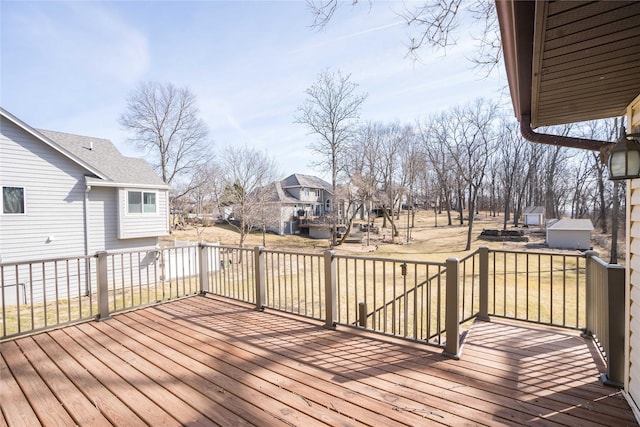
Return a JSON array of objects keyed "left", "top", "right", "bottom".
[
  {"left": 260, "top": 181, "right": 300, "bottom": 204},
  {"left": 547, "top": 219, "right": 594, "bottom": 231},
  {"left": 281, "top": 173, "right": 332, "bottom": 193},
  {"left": 37, "top": 129, "right": 165, "bottom": 186},
  {"left": 524, "top": 206, "right": 544, "bottom": 215}
]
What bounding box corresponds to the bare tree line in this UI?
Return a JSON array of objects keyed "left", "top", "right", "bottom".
[
  {"left": 119, "top": 80, "right": 624, "bottom": 254},
  {"left": 341, "top": 102, "right": 624, "bottom": 252}
]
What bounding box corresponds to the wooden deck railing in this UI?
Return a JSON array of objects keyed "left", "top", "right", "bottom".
[
  {"left": 584, "top": 252, "right": 626, "bottom": 387},
  {"left": 0, "top": 243, "right": 625, "bottom": 385}
]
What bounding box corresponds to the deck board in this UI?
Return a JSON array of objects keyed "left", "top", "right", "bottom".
[{"left": 1, "top": 294, "right": 637, "bottom": 426}]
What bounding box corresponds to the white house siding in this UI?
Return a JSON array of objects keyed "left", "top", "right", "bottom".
[
  {"left": 117, "top": 187, "right": 169, "bottom": 239},
  {"left": 547, "top": 229, "right": 591, "bottom": 250},
  {"left": 0, "top": 118, "right": 87, "bottom": 263},
  {"left": 626, "top": 94, "right": 640, "bottom": 415},
  {"left": 524, "top": 214, "right": 542, "bottom": 226},
  {"left": 88, "top": 186, "right": 158, "bottom": 252}
]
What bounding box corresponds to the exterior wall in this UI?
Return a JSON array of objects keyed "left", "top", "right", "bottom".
[
  {"left": 117, "top": 187, "right": 169, "bottom": 239},
  {"left": 262, "top": 204, "right": 288, "bottom": 236},
  {"left": 88, "top": 186, "right": 158, "bottom": 252},
  {"left": 546, "top": 229, "right": 591, "bottom": 250},
  {"left": 0, "top": 118, "right": 87, "bottom": 262},
  {"left": 524, "top": 214, "right": 542, "bottom": 226},
  {"left": 627, "top": 93, "right": 640, "bottom": 414}
]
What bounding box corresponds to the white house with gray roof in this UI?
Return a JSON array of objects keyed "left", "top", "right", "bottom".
[
  {"left": 0, "top": 107, "right": 170, "bottom": 264},
  {"left": 259, "top": 173, "right": 333, "bottom": 235}
]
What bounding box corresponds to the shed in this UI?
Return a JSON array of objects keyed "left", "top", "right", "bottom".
[
  {"left": 523, "top": 206, "right": 544, "bottom": 227},
  {"left": 546, "top": 219, "right": 593, "bottom": 250}
]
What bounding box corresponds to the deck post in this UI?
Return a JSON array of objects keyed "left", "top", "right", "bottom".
[
  {"left": 478, "top": 246, "right": 490, "bottom": 321},
  {"left": 254, "top": 246, "right": 266, "bottom": 311},
  {"left": 444, "top": 257, "right": 460, "bottom": 359},
  {"left": 96, "top": 251, "right": 111, "bottom": 321},
  {"left": 198, "top": 243, "right": 209, "bottom": 294},
  {"left": 604, "top": 263, "right": 625, "bottom": 388},
  {"left": 358, "top": 302, "right": 367, "bottom": 328},
  {"left": 324, "top": 250, "right": 337, "bottom": 329},
  {"left": 583, "top": 250, "right": 599, "bottom": 336}
]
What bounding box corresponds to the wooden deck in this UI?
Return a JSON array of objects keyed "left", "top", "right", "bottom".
[{"left": 1, "top": 294, "right": 637, "bottom": 426}]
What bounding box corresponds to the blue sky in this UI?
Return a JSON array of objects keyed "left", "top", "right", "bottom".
[{"left": 1, "top": 1, "right": 508, "bottom": 179}]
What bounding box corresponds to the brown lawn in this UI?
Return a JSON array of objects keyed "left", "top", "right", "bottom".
[{"left": 164, "top": 210, "right": 618, "bottom": 263}]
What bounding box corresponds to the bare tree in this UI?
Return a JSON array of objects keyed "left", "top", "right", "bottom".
[
  {"left": 307, "top": 0, "right": 501, "bottom": 71},
  {"left": 295, "top": 68, "right": 367, "bottom": 246},
  {"left": 417, "top": 114, "right": 455, "bottom": 226},
  {"left": 496, "top": 118, "right": 528, "bottom": 229},
  {"left": 399, "top": 130, "right": 422, "bottom": 241},
  {"left": 214, "top": 145, "right": 278, "bottom": 248},
  {"left": 120, "top": 81, "right": 211, "bottom": 187},
  {"left": 450, "top": 99, "right": 497, "bottom": 250}
]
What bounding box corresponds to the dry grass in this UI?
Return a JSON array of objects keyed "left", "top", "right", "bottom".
[{"left": 166, "top": 209, "right": 616, "bottom": 263}]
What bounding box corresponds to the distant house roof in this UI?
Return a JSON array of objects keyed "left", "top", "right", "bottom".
[
  {"left": 524, "top": 206, "right": 544, "bottom": 215},
  {"left": 260, "top": 181, "right": 301, "bottom": 204},
  {"left": 547, "top": 219, "right": 594, "bottom": 231},
  {"left": 281, "top": 173, "right": 332, "bottom": 194},
  {"left": 38, "top": 129, "right": 166, "bottom": 187}
]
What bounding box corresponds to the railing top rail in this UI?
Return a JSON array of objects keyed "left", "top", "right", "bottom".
[
  {"left": 334, "top": 252, "right": 447, "bottom": 266},
  {"left": 459, "top": 251, "right": 478, "bottom": 263},
  {"left": 488, "top": 248, "right": 587, "bottom": 258},
  {"left": 262, "top": 248, "right": 324, "bottom": 257},
  {"left": 589, "top": 255, "right": 625, "bottom": 269},
  {"left": 0, "top": 254, "right": 94, "bottom": 267}
]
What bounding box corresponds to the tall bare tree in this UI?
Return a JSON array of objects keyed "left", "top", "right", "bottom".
[
  {"left": 295, "top": 68, "right": 367, "bottom": 246},
  {"left": 417, "top": 114, "right": 455, "bottom": 226},
  {"left": 496, "top": 118, "right": 528, "bottom": 229},
  {"left": 120, "top": 81, "right": 211, "bottom": 188},
  {"left": 214, "top": 145, "right": 278, "bottom": 249}
]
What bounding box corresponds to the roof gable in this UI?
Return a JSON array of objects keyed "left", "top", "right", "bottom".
[
  {"left": 1, "top": 108, "right": 107, "bottom": 179},
  {"left": 1, "top": 108, "right": 166, "bottom": 188},
  {"left": 38, "top": 129, "right": 165, "bottom": 186},
  {"left": 281, "top": 173, "right": 332, "bottom": 193}
]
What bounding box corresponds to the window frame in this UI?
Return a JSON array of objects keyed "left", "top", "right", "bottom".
[
  {"left": 2, "top": 186, "right": 26, "bottom": 215},
  {"left": 126, "top": 190, "right": 158, "bottom": 215}
]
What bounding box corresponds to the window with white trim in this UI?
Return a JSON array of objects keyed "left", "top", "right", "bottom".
[
  {"left": 127, "top": 191, "right": 157, "bottom": 214},
  {"left": 2, "top": 186, "right": 25, "bottom": 214}
]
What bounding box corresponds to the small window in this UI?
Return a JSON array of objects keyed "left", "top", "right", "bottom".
[
  {"left": 127, "top": 191, "right": 157, "bottom": 214},
  {"left": 143, "top": 192, "right": 156, "bottom": 213},
  {"left": 304, "top": 188, "right": 309, "bottom": 196},
  {"left": 3, "top": 186, "right": 25, "bottom": 214}
]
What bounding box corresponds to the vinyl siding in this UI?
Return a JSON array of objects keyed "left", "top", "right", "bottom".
[
  {"left": 546, "top": 229, "right": 591, "bottom": 250},
  {"left": 627, "top": 95, "right": 640, "bottom": 414},
  {"left": 0, "top": 118, "right": 87, "bottom": 262},
  {"left": 117, "top": 188, "right": 169, "bottom": 239},
  {"left": 88, "top": 186, "right": 158, "bottom": 252},
  {"left": 630, "top": 197, "right": 640, "bottom": 402}
]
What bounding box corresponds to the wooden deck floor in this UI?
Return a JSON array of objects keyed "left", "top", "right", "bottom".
[{"left": 1, "top": 294, "right": 637, "bottom": 426}]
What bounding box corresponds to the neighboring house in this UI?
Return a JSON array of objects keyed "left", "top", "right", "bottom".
[
  {"left": 0, "top": 107, "right": 170, "bottom": 264},
  {"left": 523, "top": 206, "right": 544, "bottom": 227},
  {"left": 546, "top": 219, "right": 593, "bottom": 250},
  {"left": 497, "top": 1, "right": 640, "bottom": 420},
  {"left": 258, "top": 173, "right": 333, "bottom": 235}
]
